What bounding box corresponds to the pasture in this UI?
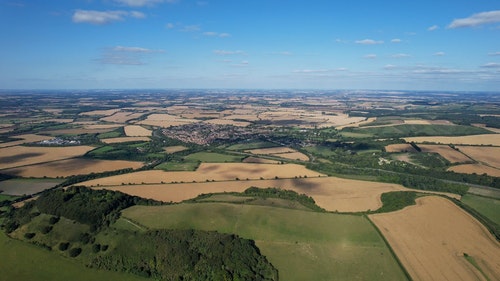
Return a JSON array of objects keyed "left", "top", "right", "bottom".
[
  {"left": 404, "top": 134, "right": 500, "bottom": 146},
  {"left": 0, "top": 145, "right": 95, "bottom": 170},
  {"left": 121, "top": 203, "right": 409, "bottom": 281},
  {"left": 462, "top": 194, "right": 500, "bottom": 225},
  {"left": 370, "top": 196, "right": 500, "bottom": 281},
  {"left": 2, "top": 158, "right": 143, "bottom": 178}
]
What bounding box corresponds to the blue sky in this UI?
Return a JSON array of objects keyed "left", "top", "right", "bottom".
[{"left": 1, "top": 0, "right": 499, "bottom": 90}]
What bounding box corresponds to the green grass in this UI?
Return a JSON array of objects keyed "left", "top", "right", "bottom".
[
  {"left": 0, "top": 178, "right": 64, "bottom": 196},
  {"left": 0, "top": 231, "right": 148, "bottom": 281},
  {"left": 154, "top": 161, "right": 199, "bottom": 171},
  {"left": 0, "top": 194, "right": 19, "bottom": 203},
  {"left": 122, "top": 203, "right": 409, "bottom": 281},
  {"left": 226, "top": 141, "right": 278, "bottom": 151},
  {"left": 97, "top": 131, "right": 122, "bottom": 139},
  {"left": 462, "top": 194, "right": 500, "bottom": 225},
  {"left": 347, "top": 124, "right": 491, "bottom": 138},
  {"left": 339, "top": 132, "right": 373, "bottom": 138},
  {"left": 184, "top": 152, "right": 244, "bottom": 163}
]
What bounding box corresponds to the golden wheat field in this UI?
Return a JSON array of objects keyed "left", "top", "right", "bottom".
[
  {"left": 385, "top": 144, "right": 418, "bottom": 153},
  {"left": 79, "top": 163, "right": 324, "bottom": 187},
  {"left": 418, "top": 144, "right": 471, "bottom": 163},
  {"left": 0, "top": 145, "right": 95, "bottom": 169},
  {"left": 370, "top": 196, "right": 500, "bottom": 281},
  {"left": 456, "top": 146, "right": 500, "bottom": 168},
  {"left": 2, "top": 158, "right": 143, "bottom": 178},
  {"left": 273, "top": 152, "right": 309, "bottom": 161},
  {"left": 0, "top": 134, "right": 53, "bottom": 148},
  {"left": 448, "top": 164, "right": 500, "bottom": 177},
  {"left": 93, "top": 176, "right": 458, "bottom": 212},
  {"left": 124, "top": 125, "right": 152, "bottom": 137},
  {"left": 203, "top": 119, "right": 251, "bottom": 127},
  {"left": 101, "top": 137, "right": 150, "bottom": 144},
  {"left": 137, "top": 113, "right": 199, "bottom": 127},
  {"left": 404, "top": 134, "right": 500, "bottom": 146},
  {"left": 100, "top": 112, "right": 144, "bottom": 123},
  {"left": 164, "top": 146, "right": 188, "bottom": 154}
]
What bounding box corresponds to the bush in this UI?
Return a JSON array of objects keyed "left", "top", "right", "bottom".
[
  {"left": 69, "top": 247, "right": 82, "bottom": 257},
  {"left": 24, "top": 232, "right": 36, "bottom": 239},
  {"left": 92, "top": 243, "right": 101, "bottom": 253},
  {"left": 48, "top": 216, "right": 60, "bottom": 225},
  {"left": 58, "top": 242, "right": 70, "bottom": 251},
  {"left": 40, "top": 225, "right": 53, "bottom": 234}
]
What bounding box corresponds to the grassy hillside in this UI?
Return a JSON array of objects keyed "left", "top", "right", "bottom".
[{"left": 121, "top": 203, "right": 409, "bottom": 281}]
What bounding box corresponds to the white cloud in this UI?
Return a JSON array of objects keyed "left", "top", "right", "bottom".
[
  {"left": 203, "top": 31, "right": 231, "bottom": 38},
  {"left": 355, "top": 39, "right": 384, "bottom": 45},
  {"left": 428, "top": 25, "right": 439, "bottom": 31},
  {"left": 72, "top": 10, "right": 145, "bottom": 24},
  {"left": 391, "top": 38, "right": 402, "bottom": 43},
  {"left": 181, "top": 25, "right": 201, "bottom": 32},
  {"left": 480, "top": 62, "right": 500, "bottom": 68},
  {"left": 448, "top": 10, "right": 500, "bottom": 28},
  {"left": 213, "top": 50, "right": 246, "bottom": 55},
  {"left": 293, "top": 69, "right": 330, "bottom": 73},
  {"left": 488, "top": 52, "right": 500, "bottom": 56},
  {"left": 112, "top": 46, "right": 164, "bottom": 53},
  {"left": 391, "top": 53, "right": 411, "bottom": 58},
  {"left": 433, "top": 52, "right": 446, "bottom": 56},
  {"left": 112, "top": 0, "right": 177, "bottom": 7},
  {"left": 384, "top": 64, "right": 397, "bottom": 70},
  {"left": 364, "top": 54, "right": 377, "bottom": 59},
  {"left": 98, "top": 46, "right": 164, "bottom": 65}
]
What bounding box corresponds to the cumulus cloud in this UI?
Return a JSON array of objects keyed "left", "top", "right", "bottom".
[
  {"left": 428, "top": 25, "right": 439, "bottom": 31},
  {"left": 448, "top": 10, "right": 500, "bottom": 28},
  {"left": 112, "top": 0, "right": 177, "bottom": 7},
  {"left": 355, "top": 39, "right": 384, "bottom": 45},
  {"left": 72, "top": 10, "right": 145, "bottom": 24},
  {"left": 203, "top": 31, "right": 231, "bottom": 38},
  {"left": 480, "top": 62, "right": 500, "bottom": 68},
  {"left": 213, "top": 50, "right": 246, "bottom": 55}
]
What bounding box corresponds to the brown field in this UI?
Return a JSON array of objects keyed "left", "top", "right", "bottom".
[
  {"left": 79, "top": 109, "right": 121, "bottom": 116},
  {"left": 0, "top": 134, "right": 53, "bottom": 148},
  {"left": 100, "top": 112, "right": 144, "bottom": 123},
  {"left": 203, "top": 119, "right": 251, "bottom": 127},
  {"left": 246, "top": 147, "right": 295, "bottom": 155},
  {"left": 93, "top": 176, "right": 458, "bottom": 212},
  {"left": 448, "top": 164, "right": 500, "bottom": 177},
  {"left": 0, "top": 145, "right": 95, "bottom": 170},
  {"left": 101, "top": 137, "right": 150, "bottom": 144},
  {"left": 164, "top": 146, "right": 188, "bottom": 154},
  {"left": 80, "top": 163, "right": 324, "bottom": 187},
  {"left": 137, "top": 113, "right": 199, "bottom": 127},
  {"left": 370, "top": 196, "right": 500, "bottom": 281},
  {"left": 243, "top": 157, "right": 281, "bottom": 164},
  {"left": 418, "top": 144, "right": 471, "bottom": 163},
  {"left": 124, "top": 125, "right": 152, "bottom": 137},
  {"left": 456, "top": 146, "right": 500, "bottom": 168},
  {"left": 2, "top": 158, "right": 143, "bottom": 178},
  {"left": 273, "top": 152, "right": 309, "bottom": 161},
  {"left": 404, "top": 134, "right": 500, "bottom": 146},
  {"left": 385, "top": 144, "right": 418, "bottom": 153}
]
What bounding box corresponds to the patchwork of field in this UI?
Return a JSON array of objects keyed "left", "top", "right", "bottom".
[
  {"left": 203, "top": 119, "right": 251, "bottom": 127},
  {"left": 242, "top": 156, "right": 281, "bottom": 164},
  {"left": 0, "top": 178, "right": 63, "bottom": 196},
  {"left": 448, "top": 164, "right": 500, "bottom": 177},
  {"left": 100, "top": 112, "right": 143, "bottom": 123},
  {"left": 101, "top": 137, "right": 150, "bottom": 144},
  {"left": 81, "top": 163, "right": 324, "bottom": 186},
  {"left": 246, "top": 147, "right": 310, "bottom": 161},
  {"left": 2, "top": 158, "right": 143, "bottom": 178},
  {"left": 79, "top": 109, "right": 121, "bottom": 116},
  {"left": 404, "top": 134, "right": 500, "bottom": 146},
  {"left": 137, "top": 113, "right": 199, "bottom": 127},
  {"left": 418, "top": 144, "right": 471, "bottom": 163},
  {"left": 0, "top": 134, "right": 53, "bottom": 148},
  {"left": 0, "top": 145, "right": 95, "bottom": 170},
  {"left": 335, "top": 117, "right": 377, "bottom": 130},
  {"left": 124, "top": 125, "right": 151, "bottom": 137},
  {"left": 121, "top": 203, "right": 409, "bottom": 281},
  {"left": 370, "top": 196, "right": 500, "bottom": 281},
  {"left": 92, "top": 176, "right": 458, "bottom": 212},
  {"left": 385, "top": 144, "right": 417, "bottom": 153}
]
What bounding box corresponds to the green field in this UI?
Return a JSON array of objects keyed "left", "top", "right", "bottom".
[
  {"left": 184, "top": 152, "right": 244, "bottom": 163},
  {"left": 121, "top": 203, "right": 409, "bottom": 281},
  {"left": 344, "top": 124, "right": 491, "bottom": 138},
  {"left": 462, "top": 194, "right": 500, "bottom": 225},
  {"left": 154, "top": 161, "right": 199, "bottom": 171},
  {"left": 0, "top": 232, "right": 148, "bottom": 281},
  {"left": 0, "top": 178, "right": 64, "bottom": 196},
  {"left": 226, "top": 141, "right": 278, "bottom": 151}
]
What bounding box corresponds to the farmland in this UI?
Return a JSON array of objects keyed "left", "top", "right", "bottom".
[{"left": 0, "top": 90, "right": 499, "bottom": 280}]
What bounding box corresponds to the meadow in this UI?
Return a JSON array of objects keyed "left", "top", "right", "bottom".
[
  {"left": 121, "top": 202, "right": 409, "bottom": 281},
  {"left": 461, "top": 194, "right": 500, "bottom": 225}
]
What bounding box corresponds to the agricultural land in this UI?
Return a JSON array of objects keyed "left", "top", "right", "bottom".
[{"left": 0, "top": 90, "right": 499, "bottom": 281}]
